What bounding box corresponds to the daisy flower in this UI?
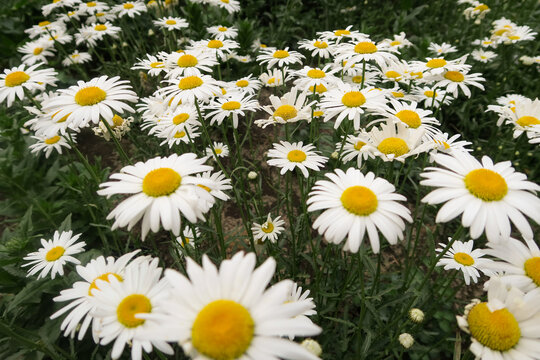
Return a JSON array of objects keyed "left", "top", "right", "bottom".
[
  {"left": 257, "top": 47, "right": 305, "bottom": 69},
  {"left": 207, "top": 25, "right": 238, "bottom": 40},
  {"left": 153, "top": 16, "right": 189, "bottom": 31},
  {"left": 293, "top": 64, "right": 341, "bottom": 92},
  {"left": 420, "top": 151, "right": 540, "bottom": 242},
  {"left": 161, "top": 74, "right": 221, "bottom": 106},
  {"left": 317, "top": 25, "right": 367, "bottom": 43},
  {"left": 78, "top": 1, "right": 109, "bottom": 15},
  {"left": 97, "top": 153, "right": 215, "bottom": 240},
  {"left": 471, "top": 49, "right": 497, "bottom": 63},
  {"left": 42, "top": 75, "right": 137, "bottom": 128},
  {"left": 334, "top": 39, "right": 399, "bottom": 70},
  {"left": 259, "top": 67, "right": 293, "bottom": 88},
  {"left": 50, "top": 250, "right": 142, "bottom": 341},
  {"left": 255, "top": 86, "right": 312, "bottom": 128},
  {"left": 22, "top": 230, "right": 86, "bottom": 280},
  {"left": 307, "top": 168, "right": 413, "bottom": 253},
  {"left": 85, "top": 11, "right": 117, "bottom": 24},
  {"left": 428, "top": 42, "right": 458, "bottom": 55},
  {"left": 205, "top": 92, "right": 259, "bottom": 128},
  {"left": 19, "top": 40, "right": 55, "bottom": 65},
  {"left": 177, "top": 226, "right": 200, "bottom": 248},
  {"left": 436, "top": 238, "right": 494, "bottom": 285},
  {"left": 499, "top": 98, "right": 540, "bottom": 138},
  {"left": 206, "top": 142, "right": 229, "bottom": 158},
  {"left": 380, "top": 32, "right": 412, "bottom": 50},
  {"left": 251, "top": 214, "right": 286, "bottom": 244},
  {"left": 410, "top": 55, "right": 469, "bottom": 76},
  {"left": 214, "top": 0, "right": 241, "bottom": 14},
  {"left": 298, "top": 38, "right": 335, "bottom": 59},
  {"left": 411, "top": 86, "right": 453, "bottom": 108},
  {"left": 190, "top": 38, "right": 239, "bottom": 61},
  {"left": 25, "top": 20, "right": 66, "bottom": 39},
  {"left": 336, "top": 133, "right": 375, "bottom": 167},
  {"left": 165, "top": 50, "right": 218, "bottom": 77},
  {"left": 227, "top": 74, "right": 262, "bottom": 95},
  {"left": 29, "top": 133, "right": 73, "bottom": 158},
  {"left": 463, "top": 2, "right": 490, "bottom": 21},
  {"left": 456, "top": 278, "right": 540, "bottom": 360},
  {"left": 148, "top": 104, "right": 200, "bottom": 138},
  {"left": 112, "top": 1, "right": 147, "bottom": 18},
  {"left": 472, "top": 37, "right": 498, "bottom": 48},
  {"left": 430, "top": 132, "right": 472, "bottom": 156},
  {"left": 0, "top": 63, "right": 57, "bottom": 107},
  {"left": 433, "top": 68, "right": 485, "bottom": 98},
  {"left": 132, "top": 54, "right": 167, "bottom": 76},
  {"left": 483, "top": 237, "right": 540, "bottom": 293},
  {"left": 41, "top": 0, "right": 78, "bottom": 16},
  {"left": 62, "top": 51, "right": 92, "bottom": 67},
  {"left": 502, "top": 25, "right": 537, "bottom": 44},
  {"left": 267, "top": 141, "right": 328, "bottom": 178},
  {"left": 192, "top": 171, "right": 232, "bottom": 211},
  {"left": 91, "top": 257, "right": 174, "bottom": 360},
  {"left": 159, "top": 125, "right": 201, "bottom": 148}
]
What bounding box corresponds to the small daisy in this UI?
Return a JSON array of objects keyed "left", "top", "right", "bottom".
[
  {"left": 85, "top": 11, "right": 117, "bottom": 24},
  {"left": 206, "top": 142, "right": 229, "bottom": 158},
  {"left": 22, "top": 230, "right": 86, "bottom": 280},
  {"left": 366, "top": 121, "right": 430, "bottom": 162},
  {"left": 317, "top": 25, "right": 367, "bottom": 43},
  {"left": 190, "top": 38, "right": 239, "bottom": 61},
  {"left": 207, "top": 25, "right": 238, "bottom": 40},
  {"left": 97, "top": 153, "right": 215, "bottom": 240},
  {"left": 436, "top": 238, "right": 494, "bottom": 285},
  {"left": 62, "top": 51, "right": 92, "bottom": 67},
  {"left": 205, "top": 92, "right": 259, "bottom": 128},
  {"left": 499, "top": 98, "right": 540, "bottom": 139},
  {"left": 227, "top": 74, "right": 262, "bottom": 95},
  {"left": 433, "top": 68, "right": 485, "bottom": 98},
  {"left": 165, "top": 50, "right": 218, "bottom": 77},
  {"left": 430, "top": 132, "right": 472, "bottom": 156},
  {"left": 293, "top": 64, "right": 341, "bottom": 92},
  {"left": 257, "top": 47, "right": 305, "bottom": 69},
  {"left": 153, "top": 16, "right": 189, "bottom": 31},
  {"left": 411, "top": 86, "right": 453, "bottom": 108},
  {"left": 428, "top": 42, "right": 458, "bottom": 55},
  {"left": 161, "top": 74, "right": 221, "bottom": 106},
  {"left": 159, "top": 125, "right": 201, "bottom": 148},
  {"left": 176, "top": 226, "right": 200, "bottom": 248},
  {"left": 471, "top": 49, "right": 497, "bottom": 63},
  {"left": 298, "top": 38, "right": 335, "bottom": 59},
  {"left": 193, "top": 170, "right": 232, "bottom": 206},
  {"left": 334, "top": 39, "right": 399, "bottom": 70},
  {"left": 255, "top": 86, "right": 312, "bottom": 128},
  {"left": 132, "top": 54, "right": 167, "bottom": 76},
  {"left": 502, "top": 25, "right": 537, "bottom": 44},
  {"left": 29, "top": 133, "right": 73, "bottom": 158},
  {"left": 259, "top": 67, "right": 293, "bottom": 88},
  {"left": 267, "top": 141, "right": 328, "bottom": 178},
  {"left": 307, "top": 168, "right": 412, "bottom": 253},
  {"left": 78, "top": 1, "right": 109, "bottom": 16},
  {"left": 19, "top": 40, "right": 56, "bottom": 65},
  {"left": 112, "top": 1, "right": 147, "bottom": 18},
  {"left": 251, "top": 213, "right": 286, "bottom": 244},
  {"left": 214, "top": 0, "right": 241, "bottom": 14},
  {"left": 148, "top": 104, "right": 200, "bottom": 138},
  {"left": 420, "top": 151, "right": 540, "bottom": 242},
  {"left": 463, "top": 2, "right": 490, "bottom": 21},
  {"left": 229, "top": 53, "right": 252, "bottom": 63},
  {"left": 472, "top": 37, "right": 498, "bottom": 48},
  {"left": 25, "top": 20, "right": 66, "bottom": 39},
  {"left": 410, "top": 55, "right": 469, "bottom": 76},
  {"left": 41, "top": 0, "right": 78, "bottom": 16},
  {"left": 0, "top": 63, "right": 57, "bottom": 107},
  {"left": 336, "top": 133, "right": 375, "bottom": 167},
  {"left": 381, "top": 32, "right": 412, "bottom": 50}
]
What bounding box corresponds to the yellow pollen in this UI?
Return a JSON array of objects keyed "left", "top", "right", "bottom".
[
  {"left": 494, "top": 29, "right": 509, "bottom": 36},
  {"left": 464, "top": 169, "right": 508, "bottom": 201},
  {"left": 334, "top": 29, "right": 351, "bottom": 36},
  {"left": 71, "top": 54, "right": 79, "bottom": 58},
  {"left": 354, "top": 141, "right": 366, "bottom": 150},
  {"left": 174, "top": 131, "right": 186, "bottom": 138},
  {"left": 474, "top": 4, "right": 489, "bottom": 11},
  {"left": 4, "top": 71, "right": 30, "bottom": 87},
  {"left": 173, "top": 113, "right": 190, "bottom": 124},
  {"left": 33, "top": 47, "right": 44, "bottom": 55},
  {"left": 287, "top": 149, "right": 306, "bottom": 162},
  {"left": 390, "top": 40, "right": 401, "bottom": 46},
  {"left": 142, "top": 168, "right": 182, "bottom": 197},
  {"left": 273, "top": 50, "right": 290, "bottom": 59},
  {"left": 524, "top": 257, "right": 540, "bottom": 286},
  {"left": 75, "top": 86, "right": 106, "bottom": 106},
  {"left": 392, "top": 91, "right": 404, "bottom": 98},
  {"left": 377, "top": 137, "right": 409, "bottom": 157},
  {"left": 467, "top": 302, "right": 520, "bottom": 351},
  {"left": 354, "top": 41, "right": 377, "bottom": 54},
  {"left": 117, "top": 294, "right": 151, "bottom": 328},
  {"left": 313, "top": 111, "right": 324, "bottom": 117},
  {"left": 192, "top": 300, "right": 254, "bottom": 360},
  {"left": 218, "top": 26, "right": 227, "bottom": 32},
  {"left": 309, "top": 84, "right": 327, "bottom": 93},
  {"left": 94, "top": 24, "right": 107, "bottom": 31},
  {"left": 150, "top": 61, "right": 164, "bottom": 68},
  {"left": 454, "top": 252, "right": 475, "bottom": 266},
  {"left": 386, "top": 71, "right": 401, "bottom": 79},
  {"left": 45, "top": 246, "right": 65, "bottom": 261},
  {"left": 177, "top": 54, "right": 199, "bottom": 67},
  {"left": 178, "top": 76, "right": 203, "bottom": 90},
  {"left": 39, "top": 21, "right": 51, "bottom": 27},
  {"left": 88, "top": 272, "right": 123, "bottom": 296},
  {"left": 352, "top": 75, "right": 363, "bottom": 84},
  {"left": 222, "top": 101, "right": 241, "bottom": 111},
  {"left": 215, "top": 148, "right": 223, "bottom": 155},
  {"left": 166, "top": 19, "right": 177, "bottom": 25},
  {"left": 517, "top": 116, "right": 540, "bottom": 127},
  {"left": 313, "top": 41, "right": 328, "bottom": 48},
  {"left": 444, "top": 71, "right": 465, "bottom": 82},
  {"left": 396, "top": 110, "right": 421, "bottom": 128},
  {"left": 426, "top": 58, "right": 447, "bottom": 68},
  {"left": 236, "top": 80, "right": 249, "bottom": 87},
  {"left": 273, "top": 105, "right": 297, "bottom": 121},
  {"left": 341, "top": 186, "right": 378, "bottom": 216},
  {"left": 267, "top": 77, "right": 276, "bottom": 85},
  {"left": 261, "top": 222, "right": 274, "bottom": 233},
  {"left": 45, "top": 136, "right": 61, "bottom": 144},
  {"left": 86, "top": 1, "right": 96, "bottom": 7},
  {"left": 208, "top": 40, "right": 224, "bottom": 49},
  {"left": 112, "top": 114, "right": 124, "bottom": 127},
  {"left": 424, "top": 90, "right": 435, "bottom": 97},
  {"left": 341, "top": 91, "right": 366, "bottom": 107},
  {"left": 123, "top": 3, "right": 134, "bottom": 9},
  {"left": 307, "top": 69, "right": 325, "bottom": 79}
]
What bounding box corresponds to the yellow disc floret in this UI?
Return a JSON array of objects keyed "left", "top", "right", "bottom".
[
  {"left": 307, "top": 69, "right": 325, "bottom": 79},
  {"left": 341, "top": 186, "right": 378, "bottom": 216},
  {"left": 235, "top": 80, "right": 249, "bottom": 88},
  {"left": 142, "top": 168, "right": 182, "bottom": 197},
  {"left": 273, "top": 50, "right": 289, "bottom": 59},
  {"left": 222, "top": 101, "right": 241, "bottom": 111},
  {"left": 192, "top": 300, "right": 254, "bottom": 360},
  {"left": 150, "top": 62, "right": 164, "bottom": 68},
  {"left": 287, "top": 150, "right": 307, "bottom": 163},
  {"left": 454, "top": 252, "right": 475, "bottom": 266},
  {"left": 313, "top": 41, "right": 328, "bottom": 48},
  {"left": 426, "top": 58, "right": 447, "bottom": 68},
  {"left": 5, "top": 71, "right": 30, "bottom": 87},
  {"left": 88, "top": 272, "right": 123, "bottom": 296},
  {"left": 116, "top": 294, "right": 152, "bottom": 328},
  {"left": 33, "top": 47, "right": 44, "bottom": 55},
  {"left": 354, "top": 141, "right": 366, "bottom": 150},
  {"left": 123, "top": 3, "right": 134, "bottom": 9},
  {"left": 464, "top": 169, "right": 508, "bottom": 201},
  {"left": 341, "top": 91, "right": 366, "bottom": 107},
  {"left": 178, "top": 76, "right": 203, "bottom": 90},
  {"left": 444, "top": 71, "right": 465, "bottom": 82},
  {"left": 173, "top": 113, "right": 190, "bottom": 125},
  {"left": 524, "top": 257, "right": 540, "bottom": 286},
  {"left": 385, "top": 71, "right": 401, "bottom": 79},
  {"left": 467, "top": 302, "right": 520, "bottom": 351},
  {"left": 94, "top": 24, "right": 107, "bottom": 31},
  {"left": 208, "top": 40, "right": 224, "bottom": 49},
  {"left": 334, "top": 29, "right": 351, "bottom": 36},
  {"left": 75, "top": 86, "right": 107, "bottom": 106},
  {"left": 516, "top": 116, "right": 540, "bottom": 127},
  {"left": 354, "top": 41, "right": 377, "bottom": 54},
  {"left": 273, "top": 105, "right": 297, "bottom": 121},
  {"left": 395, "top": 110, "right": 421, "bottom": 128},
  {"left": 377, "top": 137, "right": 409, "bottom": 157},
  {"left": 166, "top": 19, "right": 177, "bottom": 25},
  {"left": 261, "top": 222, "right": 274, "bottom": 233},
  {"left": 45, "top": 246, "right": 65, "bottom": 261},
  {"left": 45, "top": 135, "right": 61, "bottom": 145},
  {"left": 177, "top": 54, "right": 198, "bottom": 67}
]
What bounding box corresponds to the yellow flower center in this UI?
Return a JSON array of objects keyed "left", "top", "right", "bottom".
[
  {"left": 208, "top": 40, "right": 224, "bottom": 49},
  {"left": 166, "top": 19, "right": 177, "bottom": 25},
  {"left": 261, "top": 222, "right": 274, "bottom": 233},
  {"left": 221, "top": 0, "right": 229, "bottom": 3},
  {"left": 218, "top": 26, "right": 227, "bottom": 32},
  {"left": 150, "top": 61, "right": 164, "bottom": 68},
  {"left": 313, "top": 41, "right": 328, "bottom": 48},
  {"left": 178, "top": 76, "right": 203, "bottom": 90},
  {"left": 494, "top": 29, "right": 509, "bottom": 36},
  {"left": 467, "top": 302, "right": 520, "bottom": 351},
  {"left": 177, "top": 54, "right": 198, "bottom": 67},
  {"left": 192, "top": 300, "right": 254, "bottom": 360},
  {"left": 235, "top": 80, "right": 249, "bottom": 88},
  {"left": 341, "top": 186, "right": 378, "bottom": 216},
  {"left": 39, "top": 21, "right": 51, "bottom": 27},
  {"left": 464, "top": 169, "right": 508, "bottom": 201},
  {"left": 267, "top": 77, "right": 276, "bottom": 84},
  {"left": 426, "top": 58, "right": 447, "bottom": 68},
  {"left": 385, "top": 71, "right": 401, "bottom": 79},
  {"left": 524, "top": 257, "right": 540, "bottom": 286},
  {"left": 287, "top": 149, "right": 307, "bottom": 162},
  {"left": 410, "top": 71, "right": 423, "bottom": 79},
  {"left": 516, "top": 116, "right": 540, "bottom": 127},
  {"left": 390, "top": 40, "right": 401, "bottom": 46},
  {"left": 45, "top": 246, "right": 65, "bottom": 261},
  {"left": 55, "top": 112, "right": 70, "bottom": 123},
  {"left": 307, "top": 69, "right": 325, "bottom": 79},
  {"left": 112, "top": 114, "right": 124, "bottom": 127},
  {"left": 86, "top": 1, "right": 96, "bottom": 7},
  {"left": 354, "top": 41, "right": 377, "bottom": 54},
  {"left": 313, "top": 110, "right": 323, "bottom": 117},
  {"left": 75, "top": 86, "right": 107, "bottom": 106},
  {"left": 117, "top": 294, "right": 151, "bottom": 328},
  {"left": 377, "top": 137, "right": 409, "bottom": 157},
  {"left": 354, "top": 141, "right": 366, "bottom": 150},
  {"left": 273, "top": 50, "right": 289, "bottom": 59},
  {"left": 444, "top": 71, "right": 465, "bottom": 82},
  {"left": 395, "top": 110, "right": 421, "bottom": 128},
  {"left": 33, "top": 47, "right": 44, "bottom": 55},
  {"left": 123, "top": 3, "right": 134, "bottom": 9},
  {"left": 45, "top": 135, "right": 61, "bottom": 144},
  {"left": 508, "top": 35, "right": 520, "bottom": 41},
  {"left": 71, "top": 54, "right": 80, "bottom": 58},
  {"left": 453, "top": 252, "right": 475, "bottom": 266},
  {"left": 273, "top": 105, "right": 297, "bottom": 121},
  {"left": 424, "top": 90, "right": 435, "bottom": 97},
  {"left": 95, "top": 12, "right": 105, "bottom": 17},
  {"left": 5, "top": 71, "right": 30, "bottom": 87},
  {"left": 53, "top": 0, "right": 61, "bottom": 3},
  {"left": 174, "top": 131, "right": 186, "bottom": 138},
  {"left": 94, "top": 24, "right": 107, "bottom": 31},
  {"left": 341, "top": 91, "right": 366, "bottom": 107},
  {"left": 351, "top": 75, "right": 363, "bottom": 84},
  {"left": 88, "top": 272, "right": 123, "bottom": 296},
  {"left": 309, "top": 84, "right": 327, "bottom": 93},
  {"left": 142, "top": 168, "right": 182, "bottom": 197},
  {"left": 215, "top": 148, "right": 223, "bottom": 155},
  {"left": 222, "top": 101, "right": 241, "bottom": 111},
  {"left": 334, "top": 29, "right": 350, "bottom": 36},
  {"left": 474, "top": 4, "right": 489, "bottom": 11},
  {"left": 173, "top": 113, "right": 190, "bottom": 124}
]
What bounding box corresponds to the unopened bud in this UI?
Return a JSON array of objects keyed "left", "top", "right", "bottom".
[
  {"left": 399, "top": 333, "right": 414, "bottom": 349},
  {"left": 301, "top": 339, "right": 322, "bottom": 356}
]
